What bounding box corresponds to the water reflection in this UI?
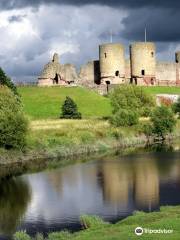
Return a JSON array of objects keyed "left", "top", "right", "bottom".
[
  {"left": 0, "top": 145, "right": 180, "bottom": 238},
  {"left": 0, "top": 177, "right": 31, "bottom": 236}
]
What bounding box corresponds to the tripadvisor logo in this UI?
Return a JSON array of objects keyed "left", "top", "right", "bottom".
[{"left": 135, "top": 227, "right": 144, "bottom": 236}]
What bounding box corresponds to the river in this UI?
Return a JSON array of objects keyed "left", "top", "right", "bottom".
[{"left": 0, "top": 143, "right": 180, "bottom": 239}]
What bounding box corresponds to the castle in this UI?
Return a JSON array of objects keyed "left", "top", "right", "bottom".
[{"left": 38, "top": 42, "right": 180, "bottom": 92}]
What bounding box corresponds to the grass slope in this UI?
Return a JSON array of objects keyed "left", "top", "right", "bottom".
[
  {"left": 143, "top": 86, "right": 180, "bottom": 95},
  {"left": 14, "top": 206, "right": 180, "bottom": 240},
  {"left": 18, "top": 86, "right": 180, "bottom": 120},
  {"left": 18, "top": 86, "right": 111, "bottom": 120}
]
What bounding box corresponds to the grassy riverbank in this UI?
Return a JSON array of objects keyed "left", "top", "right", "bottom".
[
  {"left": 0, "top": 119, "right": 179, "bottom": 172},
  {"left": 14, "top": 205, "right": 180, "bottom": 240}
]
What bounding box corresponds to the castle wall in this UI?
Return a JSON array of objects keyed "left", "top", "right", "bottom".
[
  {"left": 79, "top": 61, "right": 100, "bottom": 86},
  {"left": 99, "top": 43, "right": 125, "bottom": 84},
  {"left": 61, "top": 64, "right": 78, "bottom": 83},
  {"left": 38, "top": 78, "right": 53, "bottom": 86},
  {"left": 125, "top": 59, "right": 131, "bottom": 83},
  {"left": 156, "top": 62, "right": 177, "bottom": 86}
]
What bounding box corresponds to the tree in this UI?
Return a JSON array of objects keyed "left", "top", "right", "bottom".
[
  {"left": 109, "top": 85, "right": 155, "bottom": 127},
  {"left": 172, "top": 97, "right": 180, "bottom": 118},
  {"left": 60, "top": 96, "right": 82, "bottom": 119},
  {"left": 110, "top": 109, "right": 139, "bottom": 127},
  {"left": 0, "top": 67, "right": 18, "bottom": 96},
  {"left": 0, "top": 86, "right": 28, "bottom": 149},
  {"left": 151, "top": 106, "right": 176, "bottom": 140},
  {"left": 110, "top": 85, "right": 155, "bottom": 117}
]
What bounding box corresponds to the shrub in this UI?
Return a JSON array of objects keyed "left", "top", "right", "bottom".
[
  {"left": 80, "top": 215, "right": 108, "bottom": 229},
  {"left": 172, "top": 97, "right": 180, "bottom": 118},
  {"left": 14, "top": 231, "right": 31, "bottom": 240},
  {"left": 151, "top": 106, "right": 176, "bottom": 139},
  {"left": 0, "top": 67, "right": 18, "bottom": 96},
  {"left": 110, "top": 85, "right": 155, "bottom": 117},
  {"left": 60, "top": 96, "right": 82, "bottom": 119},
  {"left": 142, "top": 123, "right": 154, "bottom": 141},
  {"left": 0, "top": 86, "right": 28, "bottom": 149},
  {"left": 110, "top": 109, "right": 139, "bottom": 127}
]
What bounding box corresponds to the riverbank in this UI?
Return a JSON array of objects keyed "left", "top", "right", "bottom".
[
  {"left": 0, "top": 119, "right": 180, "bottom": 179},
  {"left": 14, "top": 205, "right": 180, "bottom": 240}
]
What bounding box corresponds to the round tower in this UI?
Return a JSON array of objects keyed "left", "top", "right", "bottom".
[
  {"left": 130, "top": 42, "right": 156, "bottom": 85},
  {"left": 175, "top": 51, "right": 180, "bottom": 63},
  {"left": 99, "top": 43, "right": 125, "bottom": 84}
]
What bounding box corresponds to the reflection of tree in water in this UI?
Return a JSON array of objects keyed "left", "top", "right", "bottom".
[{"left": 0, "top": 177, "right": 31, "bottom": 236}]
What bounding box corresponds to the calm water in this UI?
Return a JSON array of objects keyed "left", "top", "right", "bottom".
[{"left": 0, "top": 144, "right": 180, "bottom": 239}]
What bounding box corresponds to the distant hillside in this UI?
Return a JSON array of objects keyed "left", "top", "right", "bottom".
[{"left": 18, "top": 86, "right": 111, "bottom": 120}]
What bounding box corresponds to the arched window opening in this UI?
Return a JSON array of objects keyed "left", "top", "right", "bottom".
[{"left": 115, "top": 71, "right": 119, "bottom": 76}]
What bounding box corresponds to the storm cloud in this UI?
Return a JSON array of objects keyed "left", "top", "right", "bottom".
[{"left": 0, "top": 0, "right": 179, "bottom": 82}]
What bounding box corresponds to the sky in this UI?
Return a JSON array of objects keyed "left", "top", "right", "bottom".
[{"left": 0, "top": 0, "right": 180, "bottom": 82}]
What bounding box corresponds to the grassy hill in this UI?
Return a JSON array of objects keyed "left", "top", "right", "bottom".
[
  {"left": 18, "top": 86, "right": 180, "bottom": 120},
  {"left": 18, "top": 86, "right": 111, "bottom": 120}
]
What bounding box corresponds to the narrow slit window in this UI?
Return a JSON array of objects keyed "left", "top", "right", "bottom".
[
  {"left": 104, "top": 53, "right": 107, "bottom": 58},
  {"left": 141, "top": 70, "right": 145, "bottom": 76},
  {"left": 151, "top": 52, "right": 154, "bottom": 57}
]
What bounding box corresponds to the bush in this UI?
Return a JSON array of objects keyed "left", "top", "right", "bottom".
[
  {"left": 14, "top": 231, "right": 31, "bottom": 240},
  {"left": 110, "top": 85, "right": 155, "bottom": 117},
  {"left": 110, "top": 109, "right": 139, "bottom": 127},
  {"left": 172, "top": 97, "right": 180, "bottom": 118},
  {"left": 151, "top": 106, "right": 176, "bottom": 139},
  {"left": 60, "top": 96, "right": 82, "bottom": 119},
  {"left": 0, "top": 86, "right": 28, "bottom": 149},
  {"left": 0, "top": 67, "right": 18, "bottom": 96}
]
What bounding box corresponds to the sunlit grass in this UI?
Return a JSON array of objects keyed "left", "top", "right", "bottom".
[
  {"left": 14, "top": 205, "right": 180, "bottom": 240},
  {"left": 18, "top": 86, "right": 111, "bottom": 120}
]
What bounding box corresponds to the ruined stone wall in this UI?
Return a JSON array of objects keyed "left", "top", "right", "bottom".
[
  {"left": 156, "top": 62, "right": 177, "bottom": 86},
  {"left": 175, "top": 52, "right": 180, "bottom": 63},
  {"left": 38, "top": 53, "right": 79, "bottom": 86},
  {"left": 61, "top": 64, "right": 78, "bottom": 83},
  {"left": 99, "top": 43, "right": 125, "bottom": 84},
  {"left": 79, "top": 60, "right": 100, "bottom": 87}
]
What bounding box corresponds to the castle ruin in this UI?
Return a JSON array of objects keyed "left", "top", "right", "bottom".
[{"left": 38, "top": 42, "right": 180, "bottom": 91}]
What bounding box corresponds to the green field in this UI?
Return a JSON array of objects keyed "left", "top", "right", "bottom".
[
  {"left": 18, "top": 86, "right": 180, "bottom": 120},
  {"left": 142, "top": 86, "right": 180, "bottom": 95},
  {"left": 18, "top": 86, "right": 111, "bottom": 120},
  {"left": 14, "top": 206, "right": 180, "bottom": 240}
]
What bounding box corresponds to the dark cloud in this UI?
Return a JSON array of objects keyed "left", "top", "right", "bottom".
[
  {"left": 0, "top": 1, "right": 180, "bottom": 82},
  {"left": 121, "top": 8, "right": 180, "bottom": 42},
  {"left": 1, "top": 0, "right": 180, "bottom": 10}
]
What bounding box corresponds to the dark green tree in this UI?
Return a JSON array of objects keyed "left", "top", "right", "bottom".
[
  {"left": 60, "top": 96, "right": 82, "bottom": 119},
  {"left": 0, "top": 67, "right": 18, "bottom": 96},
  {"left": 151, "top": 106, "right": 176, "bottom": 140}
]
